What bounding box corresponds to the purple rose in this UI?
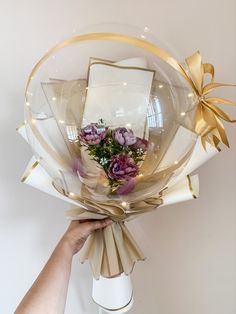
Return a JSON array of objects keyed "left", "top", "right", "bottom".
[
  {"left": 112, "top": 128, "right": 137, "bottom": 146},
  {"left": 79, "top": 123, "right": 108, "bottom": 145},
  {"left": 108, "top": 154, "right": 139, "bottom": 181},
  {"left": 131, "top": 137, "right": 149, "bottom": 152}
]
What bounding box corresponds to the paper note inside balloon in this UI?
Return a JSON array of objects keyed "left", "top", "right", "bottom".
[{"left": 82, "top": 57, "right": 155, "bottom": 138}]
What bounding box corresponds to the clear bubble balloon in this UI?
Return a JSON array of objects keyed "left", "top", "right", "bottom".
[{"left": 25, "top": 27, "right": 198, "bottom": 206}]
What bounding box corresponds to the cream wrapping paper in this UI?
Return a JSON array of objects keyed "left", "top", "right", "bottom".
[
  {"left": 20, "top": 155, "right": 79, "bottom": 207},
  {"left": 19, "top": 125, "right": 200, "bottom": 278},
  {"left": 17, "top": 118, "right": 69, "bottom": 179},
  {"left": 19, "top": 149, "right": 200, "bottom": 209},
  {"left": 20, "top": 153, "right": 199, "bottom": 278},
  {"left": 92, "top": 273, "right": 133, "bottom": 312},
  {"left": 167, "top": 137, "right": 219, "bottom": 189},
  {"left": 161, "top": 174, "right": 199, "bottom": 206}
]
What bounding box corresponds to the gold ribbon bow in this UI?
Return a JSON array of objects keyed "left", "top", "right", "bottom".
[{"left": 182, "top": 51, "right": 236, "bottom": 149}]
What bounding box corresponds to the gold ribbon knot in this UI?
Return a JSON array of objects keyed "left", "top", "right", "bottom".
[{"left": 182, "top": 51, "right": 236, "bottom": 149}]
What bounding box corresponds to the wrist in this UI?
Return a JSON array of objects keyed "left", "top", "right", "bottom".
[{"left": 56, "top": 237, "right": 75, "bottom": 259}]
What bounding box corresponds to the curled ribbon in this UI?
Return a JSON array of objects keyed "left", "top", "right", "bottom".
[{"left": 181, "top": 51, "right": 236, "bottom": 149}]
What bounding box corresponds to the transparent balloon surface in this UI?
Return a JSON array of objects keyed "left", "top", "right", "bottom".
[{"left": 25, "top": 29, "right": 198, "bottom": 204}]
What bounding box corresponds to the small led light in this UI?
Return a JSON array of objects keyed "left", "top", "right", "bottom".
[
  {"left": 58, "top": 120, "right": 65, "bottom": 124},
  {"left": 139, "top": 173, "right": 143, "bottom": 177},
  {"left": 31, "top": 119, "right": 36, "bottom": 124},
  {"left": 52, "top": 96, "right": 57, "bottom": 101},
  {"left": 158, "top": 84, "right": 164, "bottom": 89},
  {"left": 174, "top": 160, "right": 179, "bottom": 165},
  {"left": 121, "top": 201, "right": 127, "bottom": 207},
  {"left": 123, "top": 82, "right": 127, "bottom": 86},
  {"left": 25, "top": 102, "right": 30, "bottom": 107},
  {"left": 69, "top": 192, "right": 75, "bottom": 197},
  {"left": 126, "top": 123, "right": 132, "bottom": 128},
  {"left": 188, "top": 92, "right": 194, "bottom": 98},
  {"left": 144, "top": 27, "right": 150, "bottom": 33},
  {"left": 180, "top": 112, "right": 186, "bottom": 116},
  {"left": 140, "top": 34, "right": 145, "bottom": 39},
  {"left": 30, "top": 76, "right": 34, "bottom": 80},
  {"left": 85, "top": 87, "right": 88, "bottom": 90}
]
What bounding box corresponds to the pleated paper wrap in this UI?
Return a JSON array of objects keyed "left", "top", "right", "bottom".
[{"left": 20, "top": 34, "right": 235, "bottom": 278}]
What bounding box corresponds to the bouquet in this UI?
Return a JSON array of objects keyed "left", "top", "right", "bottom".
[{"left": 18, "top": 29, "right": 236, "bottom": 312}]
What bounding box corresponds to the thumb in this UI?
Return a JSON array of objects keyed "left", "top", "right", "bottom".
[{"left": 86, "top": 218, "right": 113, "bottom": 234}]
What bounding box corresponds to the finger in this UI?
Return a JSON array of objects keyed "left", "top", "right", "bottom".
[
  {"left": 86, "top": 218, "right": 113, "bottom": 233},
  {"left": 78, "top": 219, "right": 93, "bottom": 223},
  {"left": 78, "top": 219, "right": 101, "bottom": 223}
]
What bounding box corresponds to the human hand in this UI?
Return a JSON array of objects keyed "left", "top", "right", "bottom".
[
  {"left": 14, "top": 219, "right": 113, "bottom": 314},
  {"left": 61, "top": 218, "right": 113, "bottom": 255}
]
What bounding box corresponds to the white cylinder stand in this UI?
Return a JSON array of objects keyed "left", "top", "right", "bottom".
[{"left": 92, "top": 273, "right": 133, "bottom": 313}]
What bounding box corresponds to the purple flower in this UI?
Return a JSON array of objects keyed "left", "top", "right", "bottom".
[
  {"left": 108, "top": 154, "right": 139, "bottom": 181},
  {"left": 112, "top": 128, "right": 137, "bottom": 146},
  {"left": 79, "top": 123, "right": 108, "bottom": 145},
  {"left": 131, "top": 137, "right": 149, "bottom": 152}
]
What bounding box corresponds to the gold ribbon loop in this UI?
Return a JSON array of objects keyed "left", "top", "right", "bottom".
[{"left": 183, "top": 51, "right": 236, "bottom": 149}]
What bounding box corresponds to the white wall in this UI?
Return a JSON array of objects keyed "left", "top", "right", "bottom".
[{"left": 0, "top": 0, "right": 235, "bottom": 313}]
